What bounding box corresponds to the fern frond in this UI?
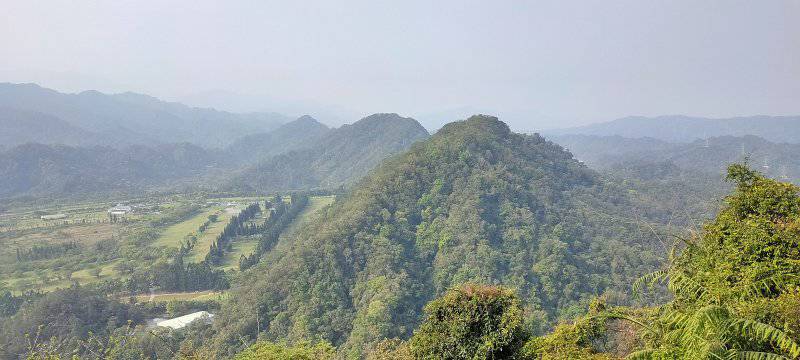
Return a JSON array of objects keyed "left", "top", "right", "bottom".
[
  {"left": 731, "top": 318, "right": 800, "bottom": 359},
  {"left": 625, "top": 349, "right": 657, "bottom": 360},
  {"left": 600, "top": 312, "right": 659, "bottom": 336},
  {"left": 737, "top": 351, "right": 792, "bottom": 360},
  {"left": 633, "top": 270, "right": 669, "bottom": 298},
  {"left": 667, "top": 271, "right": 708, "bottom": 301},
  {"left": 741, "top": 273, "right": 799, "bottom": 300}
]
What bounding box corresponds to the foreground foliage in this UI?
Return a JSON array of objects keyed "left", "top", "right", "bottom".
[
  {"left": 621, "top": 164, "right": 800, "bottom": 359},
  {"left": 407, "top": 284, "right": 528, "bottom": 359},
  {"left": 234, "top": 341, "right": 335, "bottom": 360}
]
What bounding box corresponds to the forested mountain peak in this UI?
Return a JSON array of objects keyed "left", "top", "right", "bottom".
[
  {"left": 336, "top": 112, "right": 429, "bottom": 136},
  {"left": 279, "top": 115, "right": 328, "bottom": 133},
  {"left": 209, "top": 115, "right": 662, "bottom": 357},
  {"left": 437, "top": 114, "right": 511, "bottom": 139},
  {"left": 293, "top": 114, "right": 325, "bottom": 126}
]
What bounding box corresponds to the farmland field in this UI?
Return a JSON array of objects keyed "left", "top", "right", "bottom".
[
  {"left": 216, "top": 195, "right": 335, "bottom": 270},
  {"left": 152, "top": 206, "right": 227, "bottom": 249},
  {"left": 184, "top": 207, "right": 239, "bottom": 263},
  {"left": 0, "top": 195, "right": 220, "bottom": 293},
  {"left": 0, "top": 195, "right": 282, "bottom": 295},
  {"left": 132, "top": 290, "right": 225, "bottom": 303}
]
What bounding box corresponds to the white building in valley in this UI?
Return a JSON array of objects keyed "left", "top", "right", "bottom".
[
  {"left": 107, "top": 204, "right": 132, "bottom": 215},
  {"left": 40, "top": 214, "right": 67, "bottom": 220},
  {"left": 153, "top": 311, "right": 215, "bottom": 330}
]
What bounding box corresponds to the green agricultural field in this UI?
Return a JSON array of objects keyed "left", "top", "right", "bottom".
[
  {"left": 70, "top": 260, "right": 120, "bottom": 283},
  {"left": 184, "top": 207, "right": 241, "bottom": 263},
  {"left": 152, "top": 206, "right": 227, "bottom": 249},
  {"left": 0, "top": 195, "right": 273, "bottom": 295},
  {"left": 0, "top": 195, "right": 208, "bottom": 294},
  {"left": 216, "top": 195, "right": 335, "bottom": 271},
  {"left": 284, "top": 195, "right": 334, "bottom": 235},
  {"left": 132, "top": 290, "right": 225, "bottom": 303}
]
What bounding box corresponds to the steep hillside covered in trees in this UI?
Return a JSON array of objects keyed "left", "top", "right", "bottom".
[
  {"left": 0, "top": 143, "right": 224, "bottom": 197},
  {"left": 207, "top": 115, "right": 665, "bottom": 357},
  {"left": 228, "top": 113, "right": 430, "bottom": 192},
  {"left": 225, "top": 115, "right": 330, "bottom": 164}
]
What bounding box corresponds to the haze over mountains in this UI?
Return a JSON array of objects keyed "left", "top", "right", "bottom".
[
  {"left": 552, "top": 134, "right": 800, "bottom": 179},
  {"left": 229, "top": 113, "right": 429, "bottom": 192},
  {"left": 0, "top": 83, "right": 290, "bottom": 148},
  {"left": 2, "top": 82, "right": 799, "bottom": 200},
  {"left": 547, "top": 115, "right": 800, "bottom": 143},
  {"left": 0, "top": 109, "right": 428, "bottom": 198}
]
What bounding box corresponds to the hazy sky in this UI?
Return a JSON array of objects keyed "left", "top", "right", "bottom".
[{"left": 1, "top": 1, "right": 798, "bottom": 130}]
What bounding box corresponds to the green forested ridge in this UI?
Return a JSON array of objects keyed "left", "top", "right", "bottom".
[
  {"left": 205, "top": 115, "right": 666, "bottom": 357},
  {"left": 0, "top": 142, "right": 225, "bottom": 198},
  {"left": 356, "top": 164, "right": 800, "bottom": 359},
  {"left": 229, "top": 113, "right": 430, "bottom": 193},
  {"left": 225, "top": 115, "right": 331, "bottom": 164}
]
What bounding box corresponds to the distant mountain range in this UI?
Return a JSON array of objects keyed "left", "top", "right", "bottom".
[
  {"left": 229, "top": 113, "right": 430, "bottom": 192},
  {"left": 549, "top": 134, "right": 800, "bottom": 182},
  {"left": 0, "top": 142, "right": 224, "bottom": 198},
  {"left": 0, "top": 113, "right": 429, "bottom": 198},
  {"left": 225, "top": 115, "right": 331, "bottom": 164},
  {"left": 0, "top": 83, "right": 292, "bottom": 148},
  {"left": 546, "top": 115, "right": 800, "bottom": 143}
]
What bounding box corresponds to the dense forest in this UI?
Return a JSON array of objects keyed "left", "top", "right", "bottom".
[
  {"left": 0, "top": 142, "right": 224, "bottom": 197},
  {"left": 3, "top": 1, "right": 797, "bottom": 358}
]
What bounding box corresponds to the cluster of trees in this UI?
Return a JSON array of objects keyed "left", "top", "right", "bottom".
[
  {"left": 14, "top": 241, "right": 80, "bottom": 262},
  {"left": 239, "top": 194, "right": 309, "bottom": 271},
  {"left": 198, "top": 214, "right": 219, "bottom": 233},
  {"left": 0, "top": 289, "right": 41, "bottom": 318},
  {"left": 0, "top": 285, "right": 148, "bottom": 359},
  {"left": 205, "top": 203, "right": 262, "bottom": 265},
  {"left": 124, "top": 253, "right": 229, "bottom": 293}
]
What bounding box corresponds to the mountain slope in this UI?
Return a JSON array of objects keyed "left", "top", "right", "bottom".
[
  {"left": 0, "top": 143, "right": 223, "bottom": 198},
  {"left": 225, "top": 115, "right": 331, "bottom": 163},
  {"left": 551, "top": 134, "right": 800, "bottom": 182},
  {"left": 0, "top": 108, "right": 97, "bottom": 147},
  {"left": 0, "top": 83, "right": 290, "bottom": 148},
  {"left": 548, "top": 115, "right": 800, "bottom": 143},
  {"left": 208, "top": 115, "right": 664, "bottom": 357},
  {"left": 229, "top": 113, "right": 429, "bottom": 192}
]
